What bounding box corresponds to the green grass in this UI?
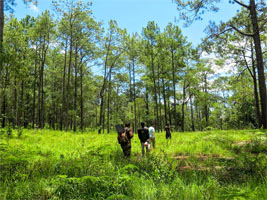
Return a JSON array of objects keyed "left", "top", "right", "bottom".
[{"left": 0, "top": 129, "right": 267, "bottom": 199}]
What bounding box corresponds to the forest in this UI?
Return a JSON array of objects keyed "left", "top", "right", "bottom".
[{"left": 0, "top": 0, "right": 266, "bottom": 133}]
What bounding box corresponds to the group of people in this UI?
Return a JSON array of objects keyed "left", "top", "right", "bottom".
[{"left": 117, "top": 122, "right": 172, "bottom": 157}]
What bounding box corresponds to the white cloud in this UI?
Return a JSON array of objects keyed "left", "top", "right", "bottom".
[{"left": 29, "top": 3, "right": 39, "bottom": 13}]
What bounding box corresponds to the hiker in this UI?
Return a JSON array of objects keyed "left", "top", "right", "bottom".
[
  {"left": 165, "top": 123, "right": 171, "bottom": 140},
  {"left": 148, "top": 124, "right": 156, "bottom": 149},
  {"left": 117, "top": 123, "right": 133, "bottom": 157},
  {"left": 137, "top": 122, "right": 149, "bottom": 156}
]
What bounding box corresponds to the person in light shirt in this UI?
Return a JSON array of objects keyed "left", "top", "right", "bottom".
[{"left": 148, "top": 124, "right": 155, "bottom": 149}]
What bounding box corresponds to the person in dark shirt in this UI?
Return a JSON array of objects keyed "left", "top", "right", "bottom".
[
  {"left": 165, "top": 123, "right": 171, "bottom": 140},
  {"left": 137, "top": 122, "right": 149, "bottom": 156}
]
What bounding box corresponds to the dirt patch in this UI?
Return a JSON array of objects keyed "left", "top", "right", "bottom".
[
  {"left": 232, "top": 141, "right": 250, "bottom": 146},
  {"left": 178, "top": 165, "right": 224, "bottom": 171},
  {"left": 174, "top": 154, "right": 234, "bottom": 160}
]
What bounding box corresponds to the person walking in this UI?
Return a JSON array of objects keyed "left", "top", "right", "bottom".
[
  {"left": 117, "top": 123, "right": 133, "bottom": 157},
  {"left": 137, "top": 122, "right": 149, "bottom": 156},
  {"left": 165, "top": 123, "right": 172, "bottom": 140},
  {"left": 148, "top": 124, "right": 156, "bottom": 149}
]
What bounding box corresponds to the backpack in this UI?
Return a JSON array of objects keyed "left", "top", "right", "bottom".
[
  {"left": 118, "top": 132, "right": 129, "bottom": 144},
  {"left": 118, "top": 127, "right": 133, "bottom": 144}
]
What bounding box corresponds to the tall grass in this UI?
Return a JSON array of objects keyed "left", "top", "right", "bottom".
[{"left": 0, "top": 129, "right": 266, "bottom": 199}]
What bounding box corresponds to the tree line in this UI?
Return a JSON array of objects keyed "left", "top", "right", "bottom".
[{"left": 0, "top": 0, "right": 266, "bottom": 132}]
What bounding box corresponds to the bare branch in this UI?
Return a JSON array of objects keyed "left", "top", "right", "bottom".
[
  {"left": 233, "top": 0, "right": 250, "bottom": 9},
  {"left": 242, "top": 50, "right": 254, "bottom": 79},
  {"left": 201, "top": 27, "right": 233, "bottom": 45},
  {"left": 229, "top": 24, "right": 254, "bottom": 37}
]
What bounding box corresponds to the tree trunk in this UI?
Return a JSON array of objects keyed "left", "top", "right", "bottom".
[
  {"left": 99, "top": 39, "right": 111, "bottom": 134},
  {"left": 60, "top": 39, "right": 67, "bottom": 131},
  {"left": 145, "top": 84, "right": 149, "bottom": 118},
  {"left": 38, "top": 61, "right": 41, "bottom": 128},
  {"left": 25, "top": 91, "right": 30, "bottom": 128},
  {"left": 107, "top": 68, "right": 112, "bottom": 134},
  {"left": 181, "top": 81, "right": 186, "bottom": 132},
  {"left": 1, "top": 67, "right": 8, "bottom": 128},
  {"left": 157, "top": 63, "right": 162, "bottom": 132},
  {"left": 244, "top": 41, "right": 261, "bottom": 128},
  {"left": 204, "top": 73, "right": 209, "bottom": 127},
  {"left": 80, "top": 65, "right": 84, "bottom": 131},
  {"left": 167, "top": 84, "right": 172, "bottom": 126},
  {"left": 171, "top": 49, "right": 177, "bottom": 131},
  {"left": 32, "top": 45, "right": 38, "bottom": 128},
  {"left": 251, "top": 58, "right": 261, "bottom": 128},
  {"left": 20, "top": 81, "right": 24, "bottom": 127},
  {"left": 13, "top": 77, "right": 17, "bottom": 128},
  {"left": 162, "top": 78, "right": 168, "bottom": 126},
  {"left": 66, "top": 23, "right": 73, "bottom": 131},
  {"left": 133, "top": 59, "right": 137, "bottom": 133},
  {"left": 41, "top": 61, "right": 44, "bottom": 128},
  {"left": 250, "top": 0, "right": 267, "bottom": 129},
  {"left": 151, "top": 55, "right": 159, "bottom": 130},
  {"left": 73, "top": 43, "right": 78, "bottom": 132},
  {"left": 189, "top": 89, "right": 195, "bottom": 131}
]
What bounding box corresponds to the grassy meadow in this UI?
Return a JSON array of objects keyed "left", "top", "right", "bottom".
[{"left": 0, "top": 129, "right": 267, "bottom": 199}]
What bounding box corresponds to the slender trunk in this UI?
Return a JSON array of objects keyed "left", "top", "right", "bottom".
[
  {"left": 157, "top": 63, "right": 162, "bottom": 132},
  {"left": 32, "top": 46, "right": 38, "bottom": 128},
  {"left": 151, "top": 55, "right": 159, "bottom": 130},
  {"left": 60, "top": 39, "right": 67, "bottom": 130},
  {"left": 41, "top": 62, "right": 44, "bottom": 128},
  {"left": 162, "top": 78, "right": 167, "bottom": 126},
  {"left": 181, "top": 81, "right": 186, "bottom": 132},
  {"left": 95, "top": 106, "right": 98, "bottom": 128},
  {"left": 80, "top": 65, "right": 84, "bottom": 131},
  {"left": 52, "top": 94, "right": 56, "bottom": 130},
  {"left": 99, "top": 38, "right": 111, "bottom": 134},
  {"left": 167, "top": 84, "right": 172, "bottom": 126},
  {"left": 189, "top": 90, "right": 195, "bottom": 131},
  {"left": 107, "top": 68, "right": 112, "bottom": 134},
  {"left": 197, "top": 104, "right": 202, "bottom": 131},
  {"left": 204, "top": 74, "right": 209, "bottom": 127},
  {"left": 102, "top": 94, "right": 105, "bottom": 134},
  {"left": 1, "top": 67, "right": 8, "bottom": 128},
  {"left": 250, "top": 0, "right": 267, "bottom": 129},
  {"left": 133, "top": 59, "right": 137, "bottom": 133},
  {"left": 73, "top": 43, "right": 78, "bottom": 132},
  {"left": 66, "top": 24, "right": 73, "bottom": 131},
  {"left": 20, "top": 81, "right": 24, "bottom": 127},
  {"left": 171, "top": 49, "right": 177, "bottom": 131},
  {"left": 251, "top": 57, "right": 261, "bottom": 128},
  {"left": 25, "top": 91, "right": 30, "bottom": 128},
  {"left": 244, "top": 41, "right": 261, "bottom": 128},
  {"left": 99, "top": 94, "right": 104, "bottom": 133},
  {"left": 129, "top": 64, "right": 132, "bottom": 102},
  {"left": 145, "top": 85, "right": 149, "bottom": 118},
  {"left": 13, "top": 77, "right": 17, "bottom": 128},
  {"left": 38, "top": 61, "right": 41, "bottom": 128}
]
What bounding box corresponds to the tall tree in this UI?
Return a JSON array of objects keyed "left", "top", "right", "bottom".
[
  {"left": 175, "top": 0, "right": 267, "bottom": 128},
  {"left": 164, "top": 23, "right": 189, "bottom": 130},
  {"left": 142, "top": 21, "right": 160, "bottom": 130},
  {"left": 99, "top": 20, "right": 125, "bottom": 134}
]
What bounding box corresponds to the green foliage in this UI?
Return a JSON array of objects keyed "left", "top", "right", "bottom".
[{"left": 0, "top": 129, "right": 266, "bottom": 199}]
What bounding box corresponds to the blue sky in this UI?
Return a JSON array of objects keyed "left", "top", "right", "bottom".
[{"left": 13, "top": 0, "right": 239, "bottom": 47}]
